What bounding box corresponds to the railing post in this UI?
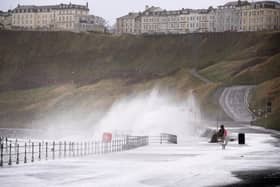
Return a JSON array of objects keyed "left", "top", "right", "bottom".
[
  {"left": 41, "top": 141, "right": 44, "bottom": 158},
  {"left": 24, "top": 142, "right": 27, "bottom": 163},
  {"left": 5, "top": 137, "right": 8, "bottom": 153},
  {"left": 112, "top": 140, "right": 114, "bottom": 152},
  {"left": 52, "top": 141, "right": 55, "bottom": 160},
  {"left": 80, "top": 142, "right": 82, "bottom": 156},
  {"left": 8, "top": 143, "right": 12, "bottom": 165},
  {"left": 0, "top": 143, "right": 3, "bottom": 166},
  {"left": 16, "top": 143, "right": 19, "bottom": 164},
  {"left": 39, "top": 142, "right": 41, "bottom": 161},
  {"left": 31, "top": 142, "right": 34, "bottom": 162},
  {"left": 46, "top": 142, "right": 48, "bottom": 160},
  {"left": 84, "top": 142, "right": 87, "bottom": 155},
  {"left": 72, "top": 142, "right": 75, "bottom": 157},
  {"left": 59, "top": 142, "right": 61, "bottom": 158},
  {"left": 64, "top": 141, "right": 66, "bottom": 158}
]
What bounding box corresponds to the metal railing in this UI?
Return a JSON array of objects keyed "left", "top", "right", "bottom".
[
  {"left": 149, "top": 133, "right": 178, "bottom": 144},
  {"left": 0, "top": 133, "right": 177, "bottom": 167},
  {"left": 0, "top": 136, "right": 149, "bottom": 167}
]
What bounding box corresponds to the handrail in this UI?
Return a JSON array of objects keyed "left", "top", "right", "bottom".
[{"left": 0, "top": 133, "right": 177, "bottom": 167}]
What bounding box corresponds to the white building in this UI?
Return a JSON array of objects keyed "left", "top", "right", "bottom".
[
  {"left": 182, "top": 9, "right": 215, "bottom": 33},
  {"left": 0, "top": 11, "right": 12, "bottom": 30},
  {"left": 116, "top": 12, "right": 140, "bottom": 34},
  {"left": 10, "top": 3, "right": 106, "bottom": 32},
  {"left": 215, "top": 1, "right": 249, "bottom": 32},
  {"left": 240, "top": 1, "right": 280, "bottom": 31},
  {"left": 52, "top": 3, "right": 89, "bottom": 31},
  {"left": 116, "top": 1, "right": 280, "bottom": 35},
  {"left": 117, "top": 6, "right": 216, "bottom": 35},
  {"left": 78, "top": 15, "right": 106, "bottom": 32},
  {"left": 12, "top": 5, "right": 57, "bottom": 30}
]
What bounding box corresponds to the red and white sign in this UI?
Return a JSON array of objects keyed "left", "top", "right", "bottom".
[{"left": 102, "top": 133, "right": 112, "bottom": 143}]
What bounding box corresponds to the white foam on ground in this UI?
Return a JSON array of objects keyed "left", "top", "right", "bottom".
[{"left": 0, "top": 132, "right": 279, "bottom": 187}]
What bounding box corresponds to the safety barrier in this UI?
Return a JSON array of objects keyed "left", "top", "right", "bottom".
[
  {"left": 0, "top": 133, "right": 177, "bottom": 167},
  {"left": 149, "top": 133, "right": 178, "bottom": 144},
  {"left": 0, "top": 136, "right": 149, "bottom": 167}
]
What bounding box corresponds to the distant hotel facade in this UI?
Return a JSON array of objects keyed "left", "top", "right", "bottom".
[
  {"left": 0, "top": 3, "right": 106, "bottom": 32},
  {"left": 116, "top": 1, "right": 280, "bottom": 34},
  {"left": 0, "top": 11, "right": 12, "bottom": 30}
]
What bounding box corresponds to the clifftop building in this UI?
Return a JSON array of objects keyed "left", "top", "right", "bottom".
[
  {"left": 116, "top": 1, "right": 280, "bottom": 35},
  {"left": 116, "top": 12, "right": 140, "bottom": 34},
  {"left": 10, "top": 3, "right": 106, "bottom": 32},
  {"left": 0, "top": 11, "right": 12, "bottom": 30},
  {"left": 241, "top": 1, "right": 280, "bottom": 31}
]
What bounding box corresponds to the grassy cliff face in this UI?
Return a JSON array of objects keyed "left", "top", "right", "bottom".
[
  {"left": 0, "top": 68, "right": 205, "bottom": 129},
  {"left": 249, "top": 77, "right": 280, "bottom": 130},
  {"left": 0, "top": 31, "right": 279, "bottom": 129},
  {"left": 197, "top": 32, "right": 280, "bottom": 130},
  {"left": 1, "top": 31, "right": 279, "bottom": 90}
]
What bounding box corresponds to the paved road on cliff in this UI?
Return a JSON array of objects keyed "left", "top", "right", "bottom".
[
  {"left": 189, "top": 69, "right": 254, "bottom": 123},
  {"left": 219, "top": 86, "right": 254, "bottom": 123}
]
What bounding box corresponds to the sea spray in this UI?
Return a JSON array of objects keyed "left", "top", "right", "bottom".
[{"left": 93, "top": 88, "right": 203, "bottom": 142}]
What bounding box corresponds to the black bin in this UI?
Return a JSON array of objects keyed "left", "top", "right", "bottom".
[{"left": 238, "top": 133, "right": 245, "bottom": 145}]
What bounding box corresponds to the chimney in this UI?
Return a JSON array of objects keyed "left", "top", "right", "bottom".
[
  {"left": 238, "top": 0, "right": 241, "bottom": 6},
  {"left": 145, "top": 5, "right": 149, "bottom": 10},
  {"left": 86, "top": 2, "right": 88, "bottom": 8}
]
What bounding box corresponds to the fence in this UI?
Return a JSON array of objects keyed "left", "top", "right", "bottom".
[
  {"left": 149, "top": 133, "right": 178, "bottom": 144},
  {"left": 0, "top": 136, "right": 148, "bottom": 167},
  {"left": 0, "top": 133, "right": 177, "bottom": 167}
]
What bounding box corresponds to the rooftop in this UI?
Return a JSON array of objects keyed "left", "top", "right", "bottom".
[
  {"left": 13, "top": 3, "right": 89, "bottom": 12},
  {"left": 224, "top": 0, "right": 250, "bottom": 7}
]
